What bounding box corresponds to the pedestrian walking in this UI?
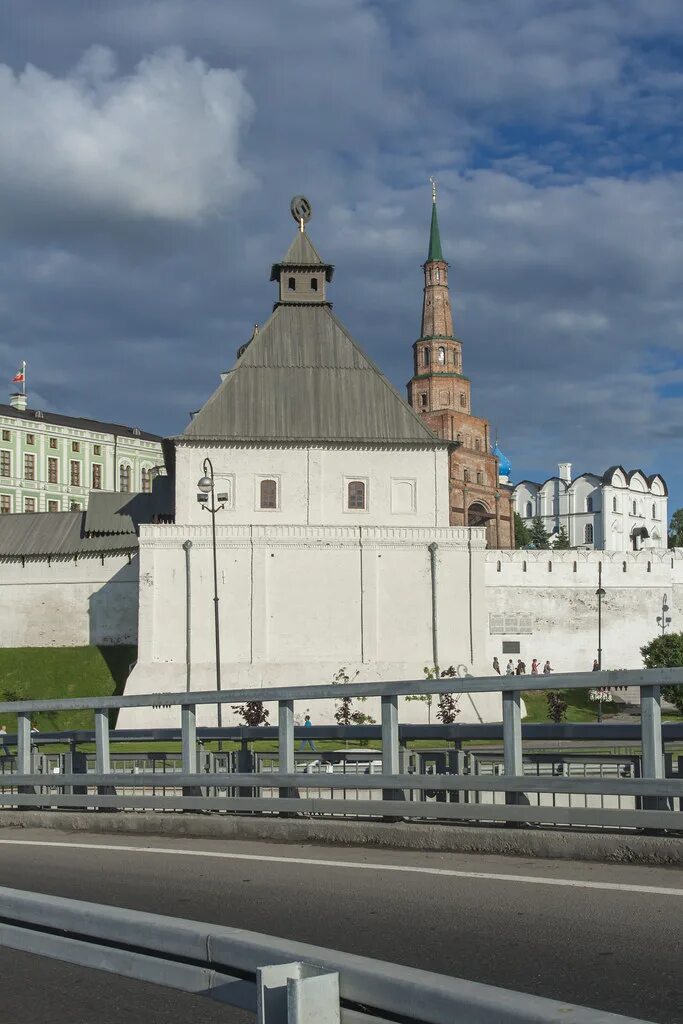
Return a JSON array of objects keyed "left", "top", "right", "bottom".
[
  {"left": 505, "top": 659, "right": 515, "bottom": 676},
  {"left": 299, "top": 714, "right": 316, "bottom": 752},
  {"left": 515, "top": 660, "right": 526, "bottom": 675},
  {"left": 592, "top": 659, "right": 600, "bottom": 672},
  {"left": 492, "top": 656, "right": 500, "bottom": 675},
  {"left": 531, "top": 658, "right": 540, "bottom": 676},
  {"left": 543, "top": 660, "right": 553, "bottom": 675}
]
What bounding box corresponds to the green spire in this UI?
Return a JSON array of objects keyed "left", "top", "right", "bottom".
[{"left": 427, "top": 197, "right": 444, "bottom": 262}]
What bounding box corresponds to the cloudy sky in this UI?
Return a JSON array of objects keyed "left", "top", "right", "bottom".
[{"left": 1, "top": 1, "right": 682, "bottom": 511}]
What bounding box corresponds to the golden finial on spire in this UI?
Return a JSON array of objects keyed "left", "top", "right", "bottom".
[{"left": 429, "top": 176, "right": 437, "bottom": 204}]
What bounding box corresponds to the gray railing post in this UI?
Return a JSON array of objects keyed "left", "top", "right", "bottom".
[
  {"left": 16, "top": 712, "right": 34, "bottom": 799},
  {"left": 181, "top": 704, "right": 201, "bottom": 798},
  {"left": 640, "top": 685, "right": 666, "bottom": 812},
  {"left": 381, "top": 694, "right": 403, "bottom": 803},
  {"left": 278, "top": 700, "right": 297, "bottom": 800},
  {"left": 94, "top": 708, "right": 116, "bottom": 804},
  {"left": 502, "top": 690, "right": 525, "bottom": 809}
]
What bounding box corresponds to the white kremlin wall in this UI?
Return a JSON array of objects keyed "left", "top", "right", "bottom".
[
  {"left": 485, "top": 548, "right": 683, "bottom": 673},
  {"left": 0, "top": 554, "right": 138, "bottom": 647}
]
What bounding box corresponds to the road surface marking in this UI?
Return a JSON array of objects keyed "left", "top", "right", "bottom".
[{"left": 0, "top": 838, "right": 681, "bottom": 896}]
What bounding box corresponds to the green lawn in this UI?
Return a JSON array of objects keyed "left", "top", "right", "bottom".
[
  {"left": 520, "top": 687, "right": 620, "bottom": 723},
  {"left": 0, "top": 646, "right": 136, "bottom": 732}
]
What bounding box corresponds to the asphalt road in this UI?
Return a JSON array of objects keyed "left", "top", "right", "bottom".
[{"left": 0, "top": 828, "right": 680, "bottom": 1024}]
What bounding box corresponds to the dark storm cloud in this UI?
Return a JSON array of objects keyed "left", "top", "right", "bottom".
[{"left": 0, "top": 0, "right": 682, "bottom": 504}]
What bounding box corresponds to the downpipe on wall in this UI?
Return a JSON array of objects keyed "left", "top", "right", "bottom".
[
  {"left": 428, "top": 541, "right": 439, "bottom": 676},
  {"left": 182, "top": 539, "right": 192, "bottom": 692}
]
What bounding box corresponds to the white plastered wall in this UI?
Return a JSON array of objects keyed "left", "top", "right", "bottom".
[
  {"left": 120, "top": 522, "right": 501, "bottom": 728},
  {"left": 0, "top": 554, "right": 138, "bottom": 647}
]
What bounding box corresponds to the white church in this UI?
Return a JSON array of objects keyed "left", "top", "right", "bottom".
[
  {"left": 513, "top": 463, "right": 668, "bottom": 551},
  {"left": 0, "top": 197, "right": 679, "bottom": 727}
]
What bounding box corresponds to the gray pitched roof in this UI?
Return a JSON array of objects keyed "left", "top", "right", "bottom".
[
  {"left": 281, "top": 231, "right": 323, "bottom": 265},
  {"left": 0, "top": 511, "right": 138, "bottom": 559},
  {"left": 84, "top": 480, "right": 173, "bottom": 535},
  {"left": 181, "top": 303, "right": 442, "bottom": 446}
]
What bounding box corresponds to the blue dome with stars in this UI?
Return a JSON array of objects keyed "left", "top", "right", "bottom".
[{"left": 493, "top": 442, "right": 511, "bottom": 479}]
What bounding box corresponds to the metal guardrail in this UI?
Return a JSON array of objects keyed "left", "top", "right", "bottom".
[
  {"left": 0, "top": 668, "right": 681, "bottom": 831},
  {"left": 0, "top": 886, "right": 656, "bottom": 1023}
]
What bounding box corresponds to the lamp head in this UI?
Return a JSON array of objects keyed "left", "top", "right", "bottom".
[{"left": 197, "top": 475, "right": 213, "bottom": 493}]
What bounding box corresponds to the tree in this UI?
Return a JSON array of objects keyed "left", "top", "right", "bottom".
[
  {"left": 331, "top": 667, "right": 375, "bottom": 743},
  {"left": 435, "top": 665, "right": 461, "bottom": 724},
  {"left": 514, "top": 512, "right": 531, "bottom": 548},
  {"left": 668, "top": 509, "right": 683, "bottom": 549},
  {"left": 528, "top": 515, "right": 550, "bottom": 549},
  {"left": 231, "top": 701, "right": 269, "bottom": 726},
  {"left": 553, "top": 526, "right": 571, "bottom": 550},
  {"left": 640, "top": 633, "right": 683, "bottom": 714},
  {"left": 546, "top": 690, "right": 568, "bottom": 722}
]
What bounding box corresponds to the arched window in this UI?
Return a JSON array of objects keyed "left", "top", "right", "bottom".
[
  {"left": 423, "top": 348, "right": 430, "bottom": 367},
  {"left": 260, "top": 478, "right": 277, "bottom": 509},
  {"left": 141, "top": 468, "right": 152, "bottom": 493},
  {"left": 347, "top": 480, "right": 366, "bottom": 510},
  {"left": 496, "top": 560, "right": 501, "bottom": 572},
  {"left": 460, "top": 393, "right": 467, "bottom": 408},
  {"left": 463, "top": 468, "right": 470, "bottom": 483},
  {"left": 632, "top": 500, "right": 637, "bottom": 515},
  {"left": 435, "top": 268, "right": 440, "bottom": 283},
  {"left": 613, "top": 496, "right": 617, "bottom": 512},
  {"left": 647, "top": 561, "right": 651, "bottom": 572},
  {"left": 622, "top": 561, "right": 627, "bottom": 572},
  {"left": 420, "top": 393, "right": 428, "bottom": 408},
  {"left": 288, "top": 276, "right": 296, "bottom": 291},
  {"left": 456, "top": 432, "right": 463, "bottom": 443},
  {"left": 522, "top": 561, "right": 527, "bottom": 572},
  {"left": 652, "top": 503, "right": 656, "bottom": 519},
  {"left": 573, "top": 561, "right": 577, "bottom": 572},
  {"left": 310, "top": 277, "right": 318, "bottom": 291},
  {"left": 119, "top": 464, "right": 131, "bottom": 493},
  {"left": 474, "top": 438, "right": 481, "bottom": 451},
  {"left": 586, "top": 496, "right": 593, "bottom": 513},
  {"left": 584, "top": 523, "right": 593, "bottom": 544},
  {"left": 438, "top": 346, "right": 445, "bottom": 364},
  {"left": 525, "top": 502, "right": 533, "bottom": 518},
  {"left": 476, "top": 471, "right": 483, "bottom": 484}
]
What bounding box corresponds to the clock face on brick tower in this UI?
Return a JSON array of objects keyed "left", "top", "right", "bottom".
[{"left": 406, "top": 191, "right": 514, "bottom": 548}]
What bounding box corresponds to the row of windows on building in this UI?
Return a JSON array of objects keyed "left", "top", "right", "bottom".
[
  {"left": 286, "top": 276, "right": 319, "bottom": 292},
  {"left": 454, "top": 467, "right": 485, "bottom": 485},
  {"left": 0, "top": 495, "right": 83, "bottom": 514},
  {"left": 421, "top": 346, "right": 459, "bottom": 370},
  {"left": 419, "top": 390, "right": 468, "bottom": 410},
  {"left": 525, "top": 497, "right": 660, "bottom": 518},
  {"left": 254, "top": 478, "right": 367, "bottom": 511},
  {"left": 1, "top": 429, "right": 103, "bottom": 454},
  {"left": 0, "top": 452, "right": 154, "bottom": 493}
]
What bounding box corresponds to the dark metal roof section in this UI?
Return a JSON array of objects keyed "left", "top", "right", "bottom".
[
  {"left": 181, "top": 302, "right": 443, "bottom": 446},
  {"left": 0, "top": 403, "right": 163, "bottom": 442},
  {"left": 84, "top": 478, "right": 174, "bottom": 536}
]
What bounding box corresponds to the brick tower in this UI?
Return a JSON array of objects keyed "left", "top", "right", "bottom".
[{"left": 407, "top": 186, "right": 514, "bottom": 547}]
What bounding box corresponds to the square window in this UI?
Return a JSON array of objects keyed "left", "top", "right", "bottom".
[
  {"left": 48, "top": 457, "right": 58, "bottom": 484},
  {"left": 47, "top": 500, "right": 59, "bottom": 512},
  {"left": 0, "top": 494, "right": 10, "bottom": 513},
  {"left": 24, "top": 453, "right": 35, "bottom": 480},
  {"left": 26, "top": 433, "right": 35, "bottom": 445},
  {"left": 93, "top": 444, "right": 101, "bottom": 456},
  {"left": 347, "top": 480, "right": 366, "bottom": 510},
  {"left": 0, "top": 451, "right": 10, "bottom": 478},
  {"left": 24, "top": 497, "right": 36, "bottom": 513},
  {"left": 1, "top": 430, "right": 10, "bottom": 441},
  {"left": 49, "top": 437, "right": 58, "bottom": 449},
  {"left": 72, "top": 441, "right": 80, "bottom": 453},
  {"left": 70, "top": 501, "right": 81, "bottom": 511}
]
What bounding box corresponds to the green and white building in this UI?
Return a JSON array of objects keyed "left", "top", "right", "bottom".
[{"left": 0, "top": 391, "right": 164, "bottom": 514}]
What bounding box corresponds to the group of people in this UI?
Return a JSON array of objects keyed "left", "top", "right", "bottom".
[{"left": 493, "top": 657, "right": 553, "bottom": 676}]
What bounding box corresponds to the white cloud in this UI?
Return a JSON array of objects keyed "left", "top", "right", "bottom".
[{"left": 0, "top": 46, "right": 254, "bottom": 228}]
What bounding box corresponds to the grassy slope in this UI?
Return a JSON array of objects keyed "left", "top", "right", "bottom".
[{"left": 0, "top": 646, "right": 136, "bottom": 731}]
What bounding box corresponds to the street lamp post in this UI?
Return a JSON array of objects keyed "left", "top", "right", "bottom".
[
  {"left": 197, "top": 458, "right": 229, "bottom": 738},
  {"left": 596, "top": 562, "right": 606, "bottom": 671},
  {"left": 656, "top": 593, "right": 671, "bottom": 637}
]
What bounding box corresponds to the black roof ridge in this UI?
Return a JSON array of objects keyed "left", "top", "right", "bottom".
[{"left": 0, "top": 403, "right": 163, "bottom": 441}]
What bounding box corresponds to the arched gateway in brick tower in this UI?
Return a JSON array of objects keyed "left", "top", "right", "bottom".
[{"left": 407, "top": 188, "right": 515, "bottom": 548}]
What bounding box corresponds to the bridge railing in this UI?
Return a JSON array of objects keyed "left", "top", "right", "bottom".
[
  {"left": 0, "top": 885, "right": 656, "bottom": 1023},
  {"left": 0, "top": 668, "right": 681, "bottom": 831}
]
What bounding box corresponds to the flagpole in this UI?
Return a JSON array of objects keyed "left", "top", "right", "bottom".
[{"left": 22, "top": 360, "right": 26, "bottom": 397}]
